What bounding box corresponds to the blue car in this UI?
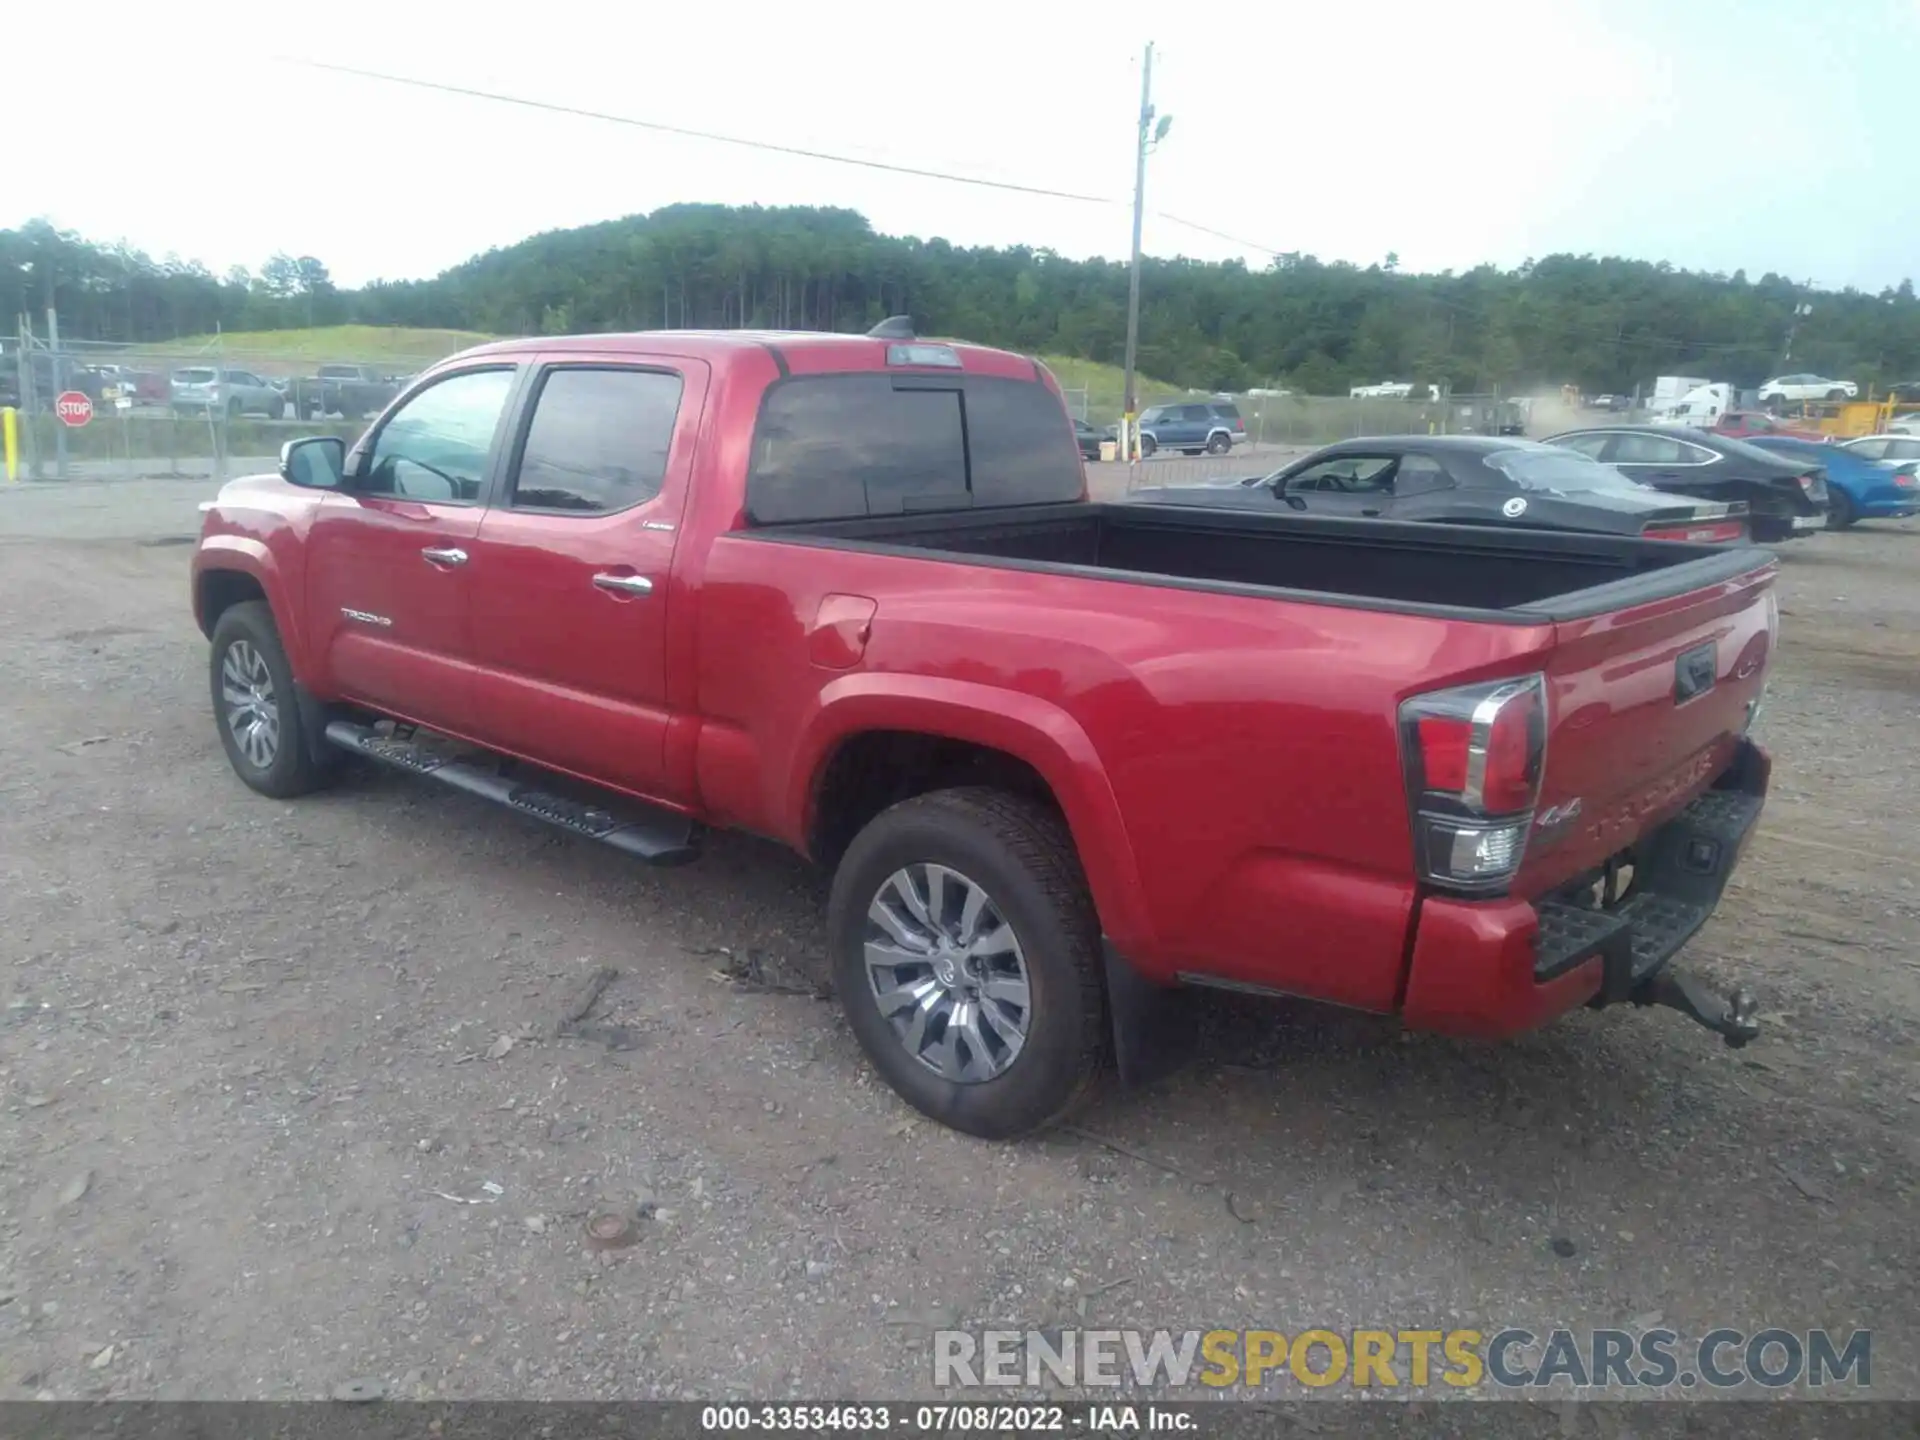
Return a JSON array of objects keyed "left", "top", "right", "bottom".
[{"left": 1743, "top": 434, "right": 1920, "bottom": 529}]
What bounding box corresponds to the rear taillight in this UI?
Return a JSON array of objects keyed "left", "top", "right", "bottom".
[
  {"left": 1398, "top": 674, "right": 1547, "bottom": 893},
  {"left": 1895, "top": 468, "right": 1917, "bottom": 489},
  {"left": 1796, "top": 469, "right": 1827, "bottom": 500},
  {"left": 1643, "top": 519, "right": 1747, "bottom": 543}
]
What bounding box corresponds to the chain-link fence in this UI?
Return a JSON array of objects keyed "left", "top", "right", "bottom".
[{"left": 2, "top": 328, "right": 453, "bottom": 481}]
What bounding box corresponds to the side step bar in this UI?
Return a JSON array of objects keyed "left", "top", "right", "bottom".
[{"left": 323, "top": 720, "right": 697, "bottom": 866}]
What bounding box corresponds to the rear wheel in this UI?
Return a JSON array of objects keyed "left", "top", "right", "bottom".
[
  {"left": 1206, "top": 432, "right": 1232, "bottom": 455},
  {"left": 827, "top": 788, "right": 1107, "bottom": 1139},
  {"left": 1826, "top": 487, "right": 1856, "bottom": 530},
  {"left": 1138, "top": 433, "right": 1157, "bottom": 458},
  {"left": 209, "top": 601, "right": 333, "bottom": 799}
]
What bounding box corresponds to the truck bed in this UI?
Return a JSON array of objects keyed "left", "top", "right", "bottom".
[{"left": 757, "top": 501, "right": 1769, "bottom": 620}]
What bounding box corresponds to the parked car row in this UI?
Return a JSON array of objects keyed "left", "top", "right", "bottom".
[
  {"left": 0, "top": 354, "right": 411, "bottom": 421},
  {"left": 1118, "top": 422, "right": 1916, "bottom": 544}
]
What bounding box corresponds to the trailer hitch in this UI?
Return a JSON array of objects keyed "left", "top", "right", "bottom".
[{"left": 1632, "top": 969, "right": 1760, "bottom": 1048}]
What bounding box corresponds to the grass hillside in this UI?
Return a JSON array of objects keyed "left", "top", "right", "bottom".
[
  {"left": 1037, "top": 356, "right": 1190, "bottom": 421},
  {"left": 166, "top": 325, "right": 496, "bottom": 364}
]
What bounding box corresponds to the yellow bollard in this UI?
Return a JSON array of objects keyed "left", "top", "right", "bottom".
[{"left": 2, "top": 406, "right": 16, "bottom": 482}]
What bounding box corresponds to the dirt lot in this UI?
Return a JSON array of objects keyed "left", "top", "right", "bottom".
[{"left": 1, "top": 481, "right": 1917, "bottom": 1406}]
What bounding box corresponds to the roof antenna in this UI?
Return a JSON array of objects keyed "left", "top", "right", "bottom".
[{"left": 867, "top": 315, "right": 915, "bottom": 340}]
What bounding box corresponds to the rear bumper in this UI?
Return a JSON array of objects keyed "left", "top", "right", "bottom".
[
  {"left": 1400, "top": 738, "right": 1770, "bottom": 1038},
  {"left": 1861, "top": 495, "right": 1920, "bottom": 518}
]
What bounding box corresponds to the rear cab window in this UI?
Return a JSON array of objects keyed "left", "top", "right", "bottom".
[{"left": 746, "top": 374, "right": 1081, "bottom": 525}]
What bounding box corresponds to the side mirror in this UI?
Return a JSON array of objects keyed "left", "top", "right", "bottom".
[{"left": 279, "top": 435, "right": 346, "bottom": 490}]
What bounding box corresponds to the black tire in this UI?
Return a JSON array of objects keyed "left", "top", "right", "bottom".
[
  {"left": 1826, "top": 389, "right": 1847, "bottom": 402},
  {"left": 226, "top": 397, "right": 243, "bottom": 421},
  {"left": 826, "top": 788, "right": 1107, "bottom": 1139},
  {"left": 1138, "top": 433, "right": 1157, "bottom": 458},
  {"left": 1826, "top": 487, "right": 1856, "bottom": 530},
  {"left": 1766, "top": 394, "right": 1788, "bottom": 415},
  {"left": 1206, "top": 432, "right": 1231, "bottom": 455},
  {"left": 209, "top": 600, "right": 333, "bottom": 799}
]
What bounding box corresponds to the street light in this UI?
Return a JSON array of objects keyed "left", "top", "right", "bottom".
[{"left": 1120, "top": 44, "right": 1170, "bottom": 465}]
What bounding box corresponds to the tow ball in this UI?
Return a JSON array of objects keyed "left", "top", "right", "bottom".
[{"left": 1632, "top": 970, "right": 1761, "bottom": 1048}]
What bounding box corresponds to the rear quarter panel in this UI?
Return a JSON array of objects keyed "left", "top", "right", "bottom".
[{"left": 689, "top": 535, "right": 1561, "bottom": 1010}]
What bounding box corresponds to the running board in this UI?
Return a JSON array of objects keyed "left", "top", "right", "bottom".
[{"left": 323, "top": 720, "right": 697, "bottom": 866}]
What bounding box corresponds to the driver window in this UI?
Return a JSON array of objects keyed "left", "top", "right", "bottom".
[
  {"left": 1286, "top": 456, "right": 1395, "bottom": 493},
  {"left": 1394, "top": 454, "right": 1450, "bottom": 495},
  {"left": 362, "top": 368, "right": 516, "bottom": 504}
]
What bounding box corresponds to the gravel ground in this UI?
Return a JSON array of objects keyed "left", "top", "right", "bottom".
[{"left": 0, "top": 488, "right": 1917, "bottom": 1406}]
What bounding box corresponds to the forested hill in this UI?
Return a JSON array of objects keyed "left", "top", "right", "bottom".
[{"left": 6, "top": 204, "right": 1918, "bottom": 396}]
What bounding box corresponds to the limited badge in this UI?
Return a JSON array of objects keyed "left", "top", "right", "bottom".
[{"left": 1501, "top": 497, "right": 1528, "bottom": 518}]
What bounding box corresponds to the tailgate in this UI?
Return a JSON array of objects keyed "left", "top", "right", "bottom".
[{"left": 1511, "top": 560, "right": 1776, "bottom": 898}]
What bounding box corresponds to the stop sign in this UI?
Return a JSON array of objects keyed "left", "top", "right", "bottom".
[{"left": 55, "top": 391, "right": 94, "bottom": 427}]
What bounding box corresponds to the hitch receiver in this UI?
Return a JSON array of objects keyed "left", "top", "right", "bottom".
[{"left": 1632, "top": 969, "right": 1759, "bottom": 1048}]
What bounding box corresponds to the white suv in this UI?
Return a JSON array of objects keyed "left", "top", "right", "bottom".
[{"left": 1758, "top": 373, "right": 1857, "bottom": 407}]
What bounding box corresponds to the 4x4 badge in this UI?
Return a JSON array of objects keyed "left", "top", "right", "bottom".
[{"left": 1535, "top": 798, "right": 1584, "bottom": 835}]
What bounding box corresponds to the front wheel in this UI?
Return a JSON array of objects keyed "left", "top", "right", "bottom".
[
  {"left": 1826, "top": 389, "right": 1848, "bottom": 402},
  {"left": 1826, "top": 488, "right": 1856, "bottom": 530},
  {"left": 1766, "top": 394, "right": 1788, "bottom": 415},
  {"left": 209, "top": 601, "right": 334, "bottom": 798},
  {"left": 827, "top": 788, "right": 1107, "bottom": 1139}
]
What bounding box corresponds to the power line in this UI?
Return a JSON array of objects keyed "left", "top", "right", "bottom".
[
  {"left": 288, "top": 60, "right": 1118, "bottom": 207},
  {"left": 292, "top": 59, "right": 1797, "bottom": 364}
]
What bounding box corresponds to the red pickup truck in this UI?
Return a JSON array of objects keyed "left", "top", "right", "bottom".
[{"left": 191, "top": 322, "right": 1778, "bottom": 1138}]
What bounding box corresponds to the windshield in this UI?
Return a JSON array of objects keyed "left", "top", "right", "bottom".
[{"left": 1485, "top": 447, "right": 1651, "bottom": 496}]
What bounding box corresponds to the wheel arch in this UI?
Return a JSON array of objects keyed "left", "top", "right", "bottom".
[
  {"left": 193, "top": 537, "right": 309, "bottom": 678},
  {"left": 791, "top": 677, "right": 1154, "bottom": 951}
]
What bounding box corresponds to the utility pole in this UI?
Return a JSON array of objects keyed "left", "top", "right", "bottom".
[{"left": 1121, "top": 43, "right": 1162, "bottom": 465}]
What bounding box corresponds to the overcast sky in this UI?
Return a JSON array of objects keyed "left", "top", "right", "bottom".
[{"left": 11, "top": 0, "right": 1915, "bottom": 291}]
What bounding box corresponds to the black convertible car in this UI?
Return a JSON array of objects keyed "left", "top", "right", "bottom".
[
  {"left": 1124, "top": 435, "right": 1750, "bottom": 543},
  {"left": 1542, "top": 426, "right": 1828, "bottom": 542}
]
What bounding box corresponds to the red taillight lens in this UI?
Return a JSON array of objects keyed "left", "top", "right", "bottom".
[
  {"left": 1399, "top": 675, "right": 1548, "bottom": 893},
  {"left": 1644, "top": 520, "right": 1747, "bottom": 543},
  {"left": 1416, "top": 716, "right": 1470, "bottom": 791},
  {"left": 1896, "top": 471, "right": 1917, "bottom": 489}
]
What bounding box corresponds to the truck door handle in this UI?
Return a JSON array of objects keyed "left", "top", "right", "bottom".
[
  {"left": 592, "top": 573, "right": 654, "bottom": 597},
  {"left": 1360, "top": 507, "right": 1382, "bottom": 517},
  {"left": 420, "top": 547, "right": 468, "bottom": 567}
]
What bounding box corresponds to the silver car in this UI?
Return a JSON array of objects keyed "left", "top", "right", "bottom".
[{"left": 171, "top": 367, "right": 288, "bottom": 420}]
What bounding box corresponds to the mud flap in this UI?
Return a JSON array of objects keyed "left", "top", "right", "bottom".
[{"left": 1103, "top": 940, "right": 1197, "bottom": 1087}]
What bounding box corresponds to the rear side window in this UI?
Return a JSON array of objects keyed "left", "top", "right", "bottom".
[
  {"left": 510, "top": 367, "right": 684, "bottom": 514},
  {"left": 1210, "top": 403, "right": 1241, "bottom": 421},
  {"left": 747, "top": 375, "right": 1080, "bottom": 525}
]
